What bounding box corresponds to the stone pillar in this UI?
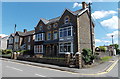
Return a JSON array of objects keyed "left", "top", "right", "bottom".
[
  {"left": 13, "top": 52, "right": 17, "bottom": 59},
  {"left": 65, "top": 52, "right": 70, "bottom": 67},
  {"left": 11, "top": 52, "right": 14, "bottom": 59},
  {"left": 75, "top": 52, "right": 82, "bottom": 69}
]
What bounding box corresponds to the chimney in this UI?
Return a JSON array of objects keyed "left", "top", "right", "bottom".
[
  {"left": 82, "top": 2, "right": 88, "bottom": 9},
  {"left": 24, "top": 29, "right": 27, "bottom": 33}
]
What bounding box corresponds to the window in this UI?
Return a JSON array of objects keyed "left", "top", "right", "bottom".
[
  {"left": 59, "top": 42, "right": 72, "bottom": 53},
  {"left": 34, "top": 45, "right": 43, "bottom": 53},
  {"left": 39, "top": 24, "right": 43, "bottom": 30},
  {"left": 9, "top": 38, "right": 13, "bottom": 44},
  {"left": 47, "top": 25, "right": 51, "bottom": 29},
  {"left": 53, "top": 23, "right": 58, "bottom": 28},
  {"left": 28, "top": 36, "right": 31, "bottom": 42},
  {"left": 47, "top": 32, "right": 51, "bottom": 40},
  {"left": 53, "top": 31, "right": 58, "bottom": 40},
  {"left": 28, "top": 45, "right": 31, "bottom": 50},
  {"left": 59, "top": 26, "right": 72, "bottom": 38},
  {"left": 64, "top": 16, "right": 70, "bottom": 24},
  {"left": 8, "top": 45, "right": 13, "bottom": 49},
  {"left": 15, "top": 36, "right": 19, "bottom": 42},
  {"left": 35, "top": 33, "right": 44, "bottom": 41}
]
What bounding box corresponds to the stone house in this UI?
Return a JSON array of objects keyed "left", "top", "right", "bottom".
[
  {"left": 34, "top": 2, "right": 95, "bottom": 57},
  {"left": 7, "top": 29, "right": 35, "bottom": 52}
]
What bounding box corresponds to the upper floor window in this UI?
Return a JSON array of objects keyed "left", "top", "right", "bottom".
[
  {"left": 64, "top": 16, "right": 70, "bottom": 24},
  {"left": 15, "top": 36, "right": 19, "bottom": 42},
  {"left": 53, "top": 23, "right": 58, "bottom": 28},
  {"left": 39, "top": 24, "right": 43, "bottom": 30},
  {"left": 47, "top": 32, "right": 51, "bottom": 40},
  {"left": 35, "top": 33, "right": 44, "bottom": 41},
  {"left": 59, "top": 26, "right": 72, "bottom": 38},
  {"left": 9, "top": 37, "right": 13, "bottom": 44},
  {"left": 47, "top": 25, "right": 51, "bottom": 29},
  {"left": 53, "top": 31, "right": 58, "bottom": 40},
  {"left": 28, "top": 36, "right": 31, "bottom": 42}
]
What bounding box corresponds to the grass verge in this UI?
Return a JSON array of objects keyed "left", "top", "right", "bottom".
[{"left": 100, "top": 56, "right": 112, "bottom": 62}]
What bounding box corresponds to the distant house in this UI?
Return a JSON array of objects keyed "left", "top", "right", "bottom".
[
  {"left": 7, "top": 29, "right": 35, "bottom": 52},
  {"left": 0, "top": 36, "right": 9, "bottom": 50}
]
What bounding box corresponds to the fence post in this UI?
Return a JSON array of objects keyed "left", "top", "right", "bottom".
[
  {"left": 75, "top": 52, "right": 82, "bottom": 69},
  {"left": 65, "top": 52, "right": 70, "bottom": 67}
]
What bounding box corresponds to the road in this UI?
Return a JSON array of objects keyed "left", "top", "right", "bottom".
[{"left": 1, "top": 58, "right": 119, "bottom": 77}]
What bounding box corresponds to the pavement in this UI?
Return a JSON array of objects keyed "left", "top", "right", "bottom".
[{"left": 1, "top": 55, "right": 119, "bottom": 76}]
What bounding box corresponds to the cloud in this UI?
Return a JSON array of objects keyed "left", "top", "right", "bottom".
[
  {"left": 100, "top": 16, "right": 118, "bottom": 29},
  {"left": 0, "top": 34, "right": 8, "bottom": 38},
  {"left": 92, "top": 10, "right": 117, "bottom": 19},
  {"left": 95, "top": 39, "right": 101, "bottom": 43},
  {"left": 73, "top": 2, "right": 82, "bottom": 8},
  {"left": 95, "top": 39, "right": 111, "bottom": 43}
]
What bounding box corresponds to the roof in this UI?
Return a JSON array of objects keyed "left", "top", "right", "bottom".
[
  {"left": 39, "top": 8, "right": 86, "bottom": 25},
  {"left": 16, "top": 30, "right": 35, "bottom": 36}
]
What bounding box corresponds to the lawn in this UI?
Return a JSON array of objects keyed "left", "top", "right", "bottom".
[{"left": 100, "top": 56, "right": 112, "bottom": 62}]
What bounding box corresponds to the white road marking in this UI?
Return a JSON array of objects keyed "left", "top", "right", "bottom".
[
  {"left": 35, "top": 73, "right": 46, "bottom": 77},
  {"left": 6, "top": 66, "right": 23, "bottom": 72}
]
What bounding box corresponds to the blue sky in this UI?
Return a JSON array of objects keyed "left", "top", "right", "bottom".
[{"left": 2, "top": 2, "right": 118, "bottom": 47}]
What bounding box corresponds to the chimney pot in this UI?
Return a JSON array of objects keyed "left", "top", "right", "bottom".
[
  {"left": 82, "top": 2, "right": 88, "bottom": 9},
  {"left": 24, "top": 29, "right": 27, "bottom": 33}
]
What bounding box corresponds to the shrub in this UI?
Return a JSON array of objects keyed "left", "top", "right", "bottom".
[
  {"left": 82, "top": 48, "right": 95, "bottom": 65},
  {"left": 2, "top": 49, "right": 12, "bottom": 54}
]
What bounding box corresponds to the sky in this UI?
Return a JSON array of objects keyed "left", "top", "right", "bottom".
[{"left": 1, "top": 2, "right": 118, "bottom": 47}]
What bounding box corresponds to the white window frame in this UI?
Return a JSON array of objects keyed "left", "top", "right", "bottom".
[
  {"left": 59, "top": 26, "right": 73, "bottom": 38},
  {"left": 59, "top": 42, "right": 73, "bottom": 54},
  {"left": 35, "top": 33, "right": 44, "bottom": 41},
  {"left": 34, "top": 45, "right": 43, "bottom": 53}
]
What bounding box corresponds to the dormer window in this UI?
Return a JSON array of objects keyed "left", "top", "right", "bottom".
[
  {"left": 53, "top": 23, "right": 58, "bottom": 28},
  {"left": 39, "top": 24, "right": 43, "bottom": 30},
  {"left": 47, "top": 25, "right": 51, "bottom": 29},
  {"left": 64, "top": 16, "right": 70, "bottom": 24}
]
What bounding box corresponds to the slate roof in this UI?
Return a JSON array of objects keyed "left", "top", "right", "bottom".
[
  {"left": 40, "top": 8, "right": 86, "bottom": 25},
  {"left": 16, "top": 30, "right": 35, "bottom": 36}
]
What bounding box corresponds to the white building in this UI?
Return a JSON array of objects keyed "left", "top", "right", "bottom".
[{"left": 0, "top": 36, "right": 8, "bottom": 50}]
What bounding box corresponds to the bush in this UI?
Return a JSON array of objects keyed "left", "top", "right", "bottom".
[
  {"left": 82, "top": 48, "right": 95, "bottom": 65},
  {"left": 2, "top": 49, "right": 12, "bottom": 54}
]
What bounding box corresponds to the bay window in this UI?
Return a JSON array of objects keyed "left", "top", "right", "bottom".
[
  {"left": 35, "top": 33, "right": 44, "bottom": 41},
  {"left": 34, "top": 45, "right": 43, "bottom": 53},
  {"left": 59, "top": 42, "right": 73, "bottom": 53},
  {"left": 59, "top": 26, "right": 73, "bottom": 38}
]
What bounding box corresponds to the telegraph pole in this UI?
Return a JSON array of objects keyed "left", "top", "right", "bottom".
[{"left": 89, "top": 3, "right": 93, "bottom": 54}]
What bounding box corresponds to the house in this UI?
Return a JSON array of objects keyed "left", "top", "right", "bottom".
[
  {"left": 7, "top": 29, "right": 35, "bottom": 52},
  {"left": 0, "top": 36, "right": 9, "bottom": 50},
  {"left": 34, "top": 2, "right": 95, "bottom": 57},
  {"left": 7, "top": 33, "right": 15, "bottom": 50}
]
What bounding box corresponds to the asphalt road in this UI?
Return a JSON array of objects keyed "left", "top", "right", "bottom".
[{"left": 1, "top": 58, "right": 119, "bottom": 77}]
